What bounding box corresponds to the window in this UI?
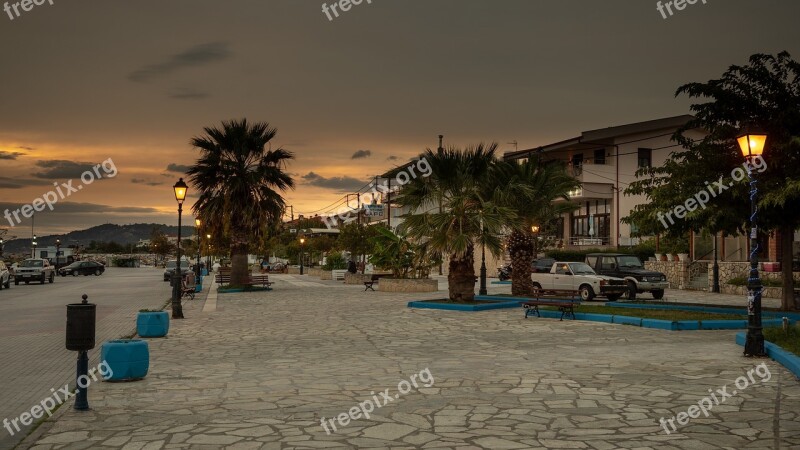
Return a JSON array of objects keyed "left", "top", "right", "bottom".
[
  {"left": 571, "top": 154, "right": 584, "bottom": 168},
  {"left": 638, "top": 148, "right": 652, "bottom": 168},
  {"left": 600, "top": 257, "right": 617, "bottom": 270},
  {"left": 594, "top": 149, "right": 606, "bottom": 165},
  {"left": 556, "top": 264, "right": 571, "bottom": 275}
]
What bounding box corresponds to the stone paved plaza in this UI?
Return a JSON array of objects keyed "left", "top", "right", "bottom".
[{"left": 20, "top": 274, "right": 800, "bottom": 449}]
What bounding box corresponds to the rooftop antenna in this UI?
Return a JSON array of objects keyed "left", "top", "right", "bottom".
[{"left": 508, "top": 140, "right": 518, "bottom": 152}]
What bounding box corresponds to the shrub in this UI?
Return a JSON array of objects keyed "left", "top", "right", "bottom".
[
  {"left": 727, "top": 276, "right": 783, "bottom": 287},
  {"left": 322, "top": 251, "right": 347, "bottom": 270}
]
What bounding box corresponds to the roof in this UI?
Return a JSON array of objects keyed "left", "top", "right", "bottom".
[{"left": 504, "top": 115, "right": 694, "bottom": 160}]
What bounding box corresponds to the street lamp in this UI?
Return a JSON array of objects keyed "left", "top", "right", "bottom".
[
  {"left": 0, "top": 238, "right": 4, "bottom": 258},
  {"left": 32, "top": 234, "right": 37, "bottom": 258},
  {"left": 194, "top": 218, "right": 202, "bottom": 276},
  {"left": 56, "top": 239, "right": 61, "bottom": 268},
  {"left": 300, "top": 237, "right": 306, "bottom": 275},
  {"left": 171, "top": 178, "right": 188, "bottom": 319},
  {"left": 531, "top": 224, "right": 541, "bottom": 260},
  {"left": 206, "top": 233, "right": 212, "bottom": 270},
  {"left": 737, "top": 129, "right": 767, "bottom": 357},
  {"left": 479, "top": 218, "right": 487, "bottom": 296}
]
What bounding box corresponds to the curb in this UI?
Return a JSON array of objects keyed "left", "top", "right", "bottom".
[{"left": 735, "top": 332, "right": 800, "bottom": 379}]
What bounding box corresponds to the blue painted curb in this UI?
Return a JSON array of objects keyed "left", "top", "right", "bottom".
[
  {"left": 408, "top": 300, "right": 521, "bottom": 311},
  {"left": 490, "top": 281, "right": 512, "bottom": 285},
  {"left": 735, "top": 332, "right": 800, "bottom": 379},
  {"left": 605, "top": 302, "right": 800, "bottom": 322},
  {"left": 613, "top": 315, "right": 643, "bottom": 327}
]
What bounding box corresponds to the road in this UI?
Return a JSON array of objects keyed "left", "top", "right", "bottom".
[{"left": 0, "top": 268, "right": 173, "bottom": 450}]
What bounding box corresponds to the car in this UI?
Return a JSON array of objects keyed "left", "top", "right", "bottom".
[
  {"left": 14, "top": 258, "right": 55, "bottom": 285},
  {"left": 59, "top": 261, "right": 105, "bottom": 277},
  {"left": 532, "top": 257, "right": 556, "bottom": 273},
  {"left": 163, "top": 260, "right": 191, "bottom": 282},
  {"left": 530, "top": 261, "right": 628, "bottom": 301},
  {"left": 585, "top": 253, "right": 669, "bottom": 300},
  {"left": 0, "top": 261, "right": 10, "bottom": 290}
]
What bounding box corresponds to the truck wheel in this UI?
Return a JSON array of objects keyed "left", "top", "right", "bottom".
[
  {"left": 652, "top": 289, "right": 665, "bottom": 300},
  {"left": 626, "top": 281, "right": 637, "bottom": 300},
  {"left": 532, "top": 282, "right": 543, "bottom": 293},
  {"left": 73, "top": 271, "right": 79, "bottom": 277},
  {"left": 606, "top": 294, "right": 621, "bottom": 302},
  {"left": 579, "top": 284, "right": 595, "bottom": 301},
  {"left": 49, "top": 273, "right": 55, "bottom": 283}
]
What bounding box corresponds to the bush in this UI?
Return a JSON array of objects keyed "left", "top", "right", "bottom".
[
  {"left": 544, "top": 240, "right": 657, "bottom": 263},
  {"left": 322, "top": 251, "right": 347, "bottom": 270},
  {"left": 727, "top": 276, "right": 783, "bottom": 287}
]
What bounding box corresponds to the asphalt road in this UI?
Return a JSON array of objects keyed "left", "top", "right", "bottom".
[{"left": 0, "top": 267, "right": 173, "bottom": 450}]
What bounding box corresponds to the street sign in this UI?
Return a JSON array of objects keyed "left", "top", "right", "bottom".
[{"left": 365, "top": 204, "right": 384, "bottom": 217}]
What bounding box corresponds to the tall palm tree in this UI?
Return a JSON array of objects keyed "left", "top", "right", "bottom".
[
  {"left": 187, "top": 119, "right": 294, "bottom": 286},
  {"left": 396, "top": 143, "right": 514, "bottom": 301},
  {"left": 493, "top": 159, "right": 580, "bottom": 296}
]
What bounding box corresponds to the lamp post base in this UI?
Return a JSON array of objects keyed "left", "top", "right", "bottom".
[{"left": 744, "top": 330, "right": 766, "bottom": 357}]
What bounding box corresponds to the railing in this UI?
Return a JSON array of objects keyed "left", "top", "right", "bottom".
[{"left": 569, "top": 237, "right": 610, "bottom": 246}]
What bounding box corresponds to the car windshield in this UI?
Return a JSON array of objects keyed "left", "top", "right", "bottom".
[
  {"left": 569, "top": 263, "right": 596, "bottom": 275},
  {"left": 617, "top": 256, "right": 643, "bottom": 268},
  {"left": 67, "top": 262, "right": 82, "bottom": 268},
  {"left": 21, "top": 260, "right": 43, "bottom": 267},
  {"left": 166, "top": 261, "right": 176, "bottom": 269}
]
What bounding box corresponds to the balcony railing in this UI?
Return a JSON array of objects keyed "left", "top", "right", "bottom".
[{"left": 569, "top": 237, "right": 610, "bottom": 246}]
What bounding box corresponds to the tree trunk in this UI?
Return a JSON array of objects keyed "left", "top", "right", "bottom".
[
  {"left": 448, "top": 245, "right": 475, "bottom": 302},
  {"left": 230, "top": 227, "right": 250, "bottom": 287},
  {"left": 780, "top": 225, "right": 796, "bottom": 311},
  {"left": 509, "top": 230, "right": 534, "bottom": 296}
]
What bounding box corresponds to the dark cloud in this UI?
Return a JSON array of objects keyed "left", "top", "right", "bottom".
[
  {"left": 131, "top": 178, "right": 164, "bottom": 186},
  {"left": 0, "top": 177, "right": 47, "bottom": 189},
  {"left": 32, "top": 160, "right": 99, "bottom": 179},
  {"left": 351, "top": 149, "right": 372, "bottom": 159},
  {"left": 386, "top": 155, "right": 399, "bottom": 161},
  {"left": 0, "top": 202, "right": 159, "bottom": 214},
  {"left": 302, "top": 172, "right": 366, "bottom": 192},
  {"left": 165, "top": 163, "right": 190, "bottom": 173},
  {"left": 129, "top": 42, "right": 232, "bottom": 82},
  {"left": 0, "top": 151, "right": 24, "bottom": 160},
  {"left": 168, "top": 87, "right": 210, "bottom": 100}
]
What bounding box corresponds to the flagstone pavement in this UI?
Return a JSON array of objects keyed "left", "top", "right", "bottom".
[{"left": 19, "top": 275, "right": 800, "bottom": 449}]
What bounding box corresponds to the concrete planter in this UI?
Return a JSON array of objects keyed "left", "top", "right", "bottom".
[
  {"left": 378, "top": 278, "right": 438, "bottom": 293},
  {"left": 101, "top": 339, "right": 149, "bottom": 381},
  {"left": 320, "top": 270, "right": 333, "bottom": 280},
  {"left": 287, "top": 267, "right": 301, "bottom": 275},
  {"left": 308, "top": 267, "right": 323, "bottom": 277},
  {"left": 136, "top": 311, "right": 169, "bottom": 338},
  {"left": 344, "top": 273, "right": 392, "bottom": 285}
]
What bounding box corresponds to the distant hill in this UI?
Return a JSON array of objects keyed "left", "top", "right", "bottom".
[{"left": 2, "top": 223, "right": 195, "bottom": 254}]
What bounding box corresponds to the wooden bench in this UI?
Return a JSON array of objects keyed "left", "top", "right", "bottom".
[
  {"left": 364, "top": 274, "right": 390, "bottom": 291},
  {"left": 214, "top": 274, "right": 273, "bottom": 289},
  {"left": 522, "top": 289, "right": 581, "bottom": 321}
]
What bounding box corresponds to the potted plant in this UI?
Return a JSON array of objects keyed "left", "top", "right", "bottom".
[{"left": 137, "top": 309, "right": 169, "bottom": 338}]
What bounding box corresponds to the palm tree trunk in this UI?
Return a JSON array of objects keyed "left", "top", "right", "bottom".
[
  {"left": 509, "top": 230, "right": 534, "bottom": 296},
  {"left": 230, "top": 227, "right": 250, "bottom": 286},
  {"left": 448, "top": 244, "right": 475, "bottom": 302}
]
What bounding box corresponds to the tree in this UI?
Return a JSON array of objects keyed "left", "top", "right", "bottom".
[
  {"left": 336, "top": 222, "right": 380, "bottom": 267},
  {"left": 396, "top": 144, "right": 514, "bottom": 301},
  {"left": 625, "top": 52, "right": 800, "bottom": 310},
  {"left": 493, "top": 159, "right": 580, "bottom": 296},
  {"left": 188, "top": 119, "right": 295, "bottom": 286},
  {"left": 150, "top": 228, "right": 173, "bottom": 261}
]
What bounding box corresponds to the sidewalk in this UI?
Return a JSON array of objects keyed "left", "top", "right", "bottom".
[{"left": 20, "top": 275, "right": 800, "bottom": 449}]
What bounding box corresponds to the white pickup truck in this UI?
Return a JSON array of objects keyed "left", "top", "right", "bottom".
[
  {"left": 530, "top": 261, "right": 627, "bottom": 301},
  {"left": 14, "top": 258, "right": 56, "bottom": 285}
]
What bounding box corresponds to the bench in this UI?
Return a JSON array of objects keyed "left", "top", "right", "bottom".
[
  {"left": 215, "top": 274, "right": 273, "bottom": 289},
  {"left": 522, "top": 289, "right": 581, "bottom": 321},
  {"left": 332, "top": 269, "right": 347, "bottom": 281},
  {"left": 364, "top": 274, "right": 391, "bottom": 291}
]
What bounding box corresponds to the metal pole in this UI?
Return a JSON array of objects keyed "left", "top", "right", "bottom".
[
  {"left": 479, "top": 240, "right": 487, "bottom": 296},
  {"left": 744, "top": 163, "right": 765, "bottom": 356},
  {"left": 300, "top": 244, "right": 304, "bottom": 275},
  {"left": 195, "top": 227, "right": 201, "bottom": 277},
  {"left": 171, "top": 204, "right": 184, "bottom": 319},
  {"left": 712, "top": 232, "right": 720, "bottom": 293},
  {"left": 74, "top": 350, "right": 89, "bottom": 410}
]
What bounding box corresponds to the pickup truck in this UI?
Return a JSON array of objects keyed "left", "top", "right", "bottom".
[
  {"left": 531, "top": 261, "right": 627, "bottom": 301},
  {"left": 585, "top": 253, "right": 669, "bottom": 300},
  {"left": 14, "top": 258, "right": 56, "bottom": 285}
]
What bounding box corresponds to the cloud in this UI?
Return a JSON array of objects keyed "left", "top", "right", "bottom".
[
  {"left": 302, "top": 172, "right": 366, "bottom": 192},
  {"left": 386, "top": 155, "right": 399, "bottom": 161},
  {"left": 129, "top": 42, "right": 232, "bottom": 83},
  {"left": 165, "top": 163, "right": 190, "bottom": 173},
  {"left": 32, "top": 160, "right": 101, "bottom": 179},
  {"left": 168, "top": 87, "right": 210, "bottom": 100},
  {"left": 0, "top": 202, "right": 159, "bottom": 215},
  {"left": 0, "top": 151, "right": 24, "bottom": 160},
  {"left": 0, "top": 177, "right": 48, "bottom": 189},
  {"left": 351, "top": 149, "right": 372, "bottom": 159},
  {"left": 17, "top": 146, "right": 34, "bottom": 151},
  {"left": 131, "top": 178, "right": 164, "bottom": 186}
]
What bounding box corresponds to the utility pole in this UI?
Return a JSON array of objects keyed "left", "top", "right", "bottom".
[
  {"left": 438, "top": 134, "right": 444, "bottom": 276},
  {"left": 508, "top": 141, "right": 518, "bottom": 152}
]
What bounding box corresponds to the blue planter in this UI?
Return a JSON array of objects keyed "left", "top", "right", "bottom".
[
  {"left": 195, "top": 276, "right": 203, "bottom": 293},
  {"left": 201, "top": 268, "right": 209, "bottom": 276},
  {"left": 136, "top": 311, "right": 169, "bottom": 338},
  {"left": 101, "top": 339, "right": 149, "bottom": 381}
]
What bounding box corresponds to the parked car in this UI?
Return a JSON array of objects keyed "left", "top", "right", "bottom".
[
  {"left": 14, "top": 258, "right": 55, "bottom": 285},
  {"left": 532, "top": 257, "right": 556, "bottom": 273},
  {"left": 530, "top": 261, "right": 628, "bottom": 301},
  {"left": 585, "top": 253, "right": 669, "bottom": 300},
  {"left": 0, "top": 261, "right": 10, "bottom": 290},
  {"left": 59, "top": 261, "right": 105, "bottom": 277},
  {"left": 163, "top": 260, "right": 191, "bottom": 282}
]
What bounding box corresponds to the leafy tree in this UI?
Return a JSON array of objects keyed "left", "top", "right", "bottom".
[
  {"left": 624, "top": 52, "right": 800, "bottom": 310},
  {"left": 188, "top": 119, "right": 295, "bottom": 287},
  {"left": 336, "top": 222, "right": 381, "bottom": 266},
  {"left": 322, "top": 251, "right": 347, "bottom": 270},
  {"left": 150, "top": 228, "right": 174, "bottom": 260}
]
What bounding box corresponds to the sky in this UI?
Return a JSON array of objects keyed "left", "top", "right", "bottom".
[{"left": 0, "top": 0, "right": 798, "bottom": 238}]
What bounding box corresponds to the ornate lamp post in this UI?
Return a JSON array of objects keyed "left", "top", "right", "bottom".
[
  {"left": 56, "top": 239, "right": 61, "bottom": 268},
  {"left": 171, "top": 178, "right": 188, "bottom": 319},
  {"left": 737, "top": 129, "right": 767, "bottom": 357},
  {"left": 300, "top": 237, "right": 306, "bottom": 275},
  {"left": 32, "top": 234, "right": 37, "bottom": 258},
  {"left": 531, "top": 224, "right": 541, "bottom": 261},
  {"left": 194, "top": 218, "right": 202, "bottom": 276},
  {"left": 206, "top": 233, "right": 212, "bottom": 270}
]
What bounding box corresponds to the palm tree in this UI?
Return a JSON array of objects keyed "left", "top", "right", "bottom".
[
  {"left": 187, "top": 119, "right": 294, "bottom": 286},
  {"left": 396, "top": 143, "right": 514, "bottom": 301},
  {"left": 493, "top": 159, "right": 580, "bottom": 296}
]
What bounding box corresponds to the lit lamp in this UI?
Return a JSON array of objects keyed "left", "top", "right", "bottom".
[
  {"left": 56, "top": 239, "right": 61, "bottom": 268},
  {"left": 171, "top": 178, "right": 188, "bottom": 319},
  {"left": 531, "top": 224, "right": 541, "bottom": 268},
  {"left": 32, "top": 234, "right": 37, "bottom": 258},
  {"left": 300, "top": 237, "right": 306, "bottom": 275},
  {"left": 194, "top": 218, "right": 202, "bottom": 276},
  {"left": 737, "top": 129, "right": 767, "bottom": 357},
  {"left": 206, "top": 233, "right": 212, "bottom": 271}
]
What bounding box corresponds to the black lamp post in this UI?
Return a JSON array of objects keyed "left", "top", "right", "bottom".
[
  {"left": 55, "top": 239, "right": 61, "bottom": 268},
  {"left": 531, "top": 224, "right": 541, "bottom": 259},
  {"left": 32, "top": 234, "right": 37, "bottom": 258},
  {"left": 738, "top": 129, "right": 767, "bottom": 357},
  {"left": 0, "top": 238, "right": 4, "bottom": 258},
  {"left": 712, "top": 233, "right": 720, "bottom": 293},
  {"left": 206, "top": 234, "right": 212, "bottom": 271},
  {"left": 300, "top": 237, "right": 305, "bottom": 275},
  {"left": 194, "top": 218, "right": 202, "bottom": 276},
  {"left": 479, "top": 217, "right": 487, "bottom": 295},
  {"left": 171, "top": 178, "right": 188, "bottom": 319}
]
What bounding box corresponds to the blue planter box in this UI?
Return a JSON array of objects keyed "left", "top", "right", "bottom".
[
  {"left": 201, "top": 268, "right": 209, "bottom": 276},
  {"left": 136, "top": 311, "right": 169, "bottom": 338},
  {"left": 101, "top": 340, "right": 149, "bottom": 381},
  {"left": 195, "top": 276, "right": 203, "bottom": 293}
]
